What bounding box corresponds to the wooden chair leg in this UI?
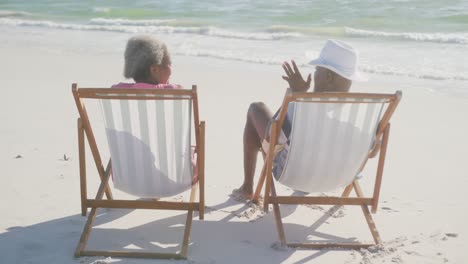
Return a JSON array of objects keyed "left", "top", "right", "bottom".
[
  {"left": 263, "top": 121, "right": 278, "bottom": 212},
  {"left": 253, "top": 162, "right": 267, "bottom": 203},
  {"left": 75, "top": 169, "right": 195, "bottom": 259},
  {"left": 104, "top": 159, "right": 112, "bottom": 200},
  {"left": 75, "top": 207, "right": 98, "bottom": 257},
  {"left": 180, "top": 210, "right": 194, "bottom": 258},
  {"left": 252, "top": 149, "right": 267, "bottom": 203},
  {"left": 361, "top": 204, "right": 382, "bottom": 244},
  {"left": 178, "top": 181, "right": 198, "bottom": 258},
  {"left": 75, "top": 167, "right": 111, "bottom": 257},
  {"left": 72, "top": 86, "right": 113, "bottom": 201},
  {"left": 198, "top": 121, "right": 205, "bottom": 220},
  {"left": 78, "top": 118, "right": 87, "bottom": 216},
  {"left": 372, "top": 124, "right": 390, "bottom": 213},
  {"left": 271, "top": 180, "right": 287, "bottom": 246},
  {"left": 263, "top": 168, "right": 271, "bottom": 213},
  {"left": 341, "top": 184, "right": 353, "bottom": 198},
  {"left": 76, "top": 204, "right": 193, "bottom": 260},
  {"left": 353, "top": 182, "right": 382, "bottom": 244}
]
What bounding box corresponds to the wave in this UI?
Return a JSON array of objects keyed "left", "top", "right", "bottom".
[
  {"left": 268, "top": 24, "right": 468, "bottom": 44},
  {"left": 175, "top": 48, "right": 284, "bottom": 65},
  {"left": 90, "top": 18, "right": 176, "bottom": 26},
  {"left": 268, "top": 25, "right": 346, "bottom": 37},
  {"left": 89, "top": 18, "right": 303, "bottom": 40},
  {"left": 4, "top": 17, "right": 465, "bottom": 45},
  {"left": 345, "top": 27, "right": 468, "bottom": 44},
  {"left": 358, "top": 64, "right": 468, "bottom": 81},
  {"left": 0, "top": 10, "right": 30, "bottom": 17},
  {"left": 0, "top": 18, "right": 302, "bottom": 41},
  {"left": 176, "top": 47, "right": 468, "bottom": 81},
  {"left": 177, "top": 47, "right": 468, "bottom": 81}
]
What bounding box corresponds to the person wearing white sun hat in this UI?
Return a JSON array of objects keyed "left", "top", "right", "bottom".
[
  {"left": 309, "top": 39, "right": 367, "bottom": 83},
  {"left": 234, "top": 39, "right": 367, "bottom": 200}
]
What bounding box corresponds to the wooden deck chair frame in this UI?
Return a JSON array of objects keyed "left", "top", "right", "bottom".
[
  {"left": 253, "top": 90, "right": 402, "bottom": 249},
  {"left": 72, "top": 84, "right": 205, "bottom": 259}
]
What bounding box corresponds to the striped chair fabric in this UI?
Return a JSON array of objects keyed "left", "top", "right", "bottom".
[
  {"left": 277, "top": 97, "right": 386, "bottom": 193},
  {"left": 100, "top": 96, "right": 194, "bottom": 198}
]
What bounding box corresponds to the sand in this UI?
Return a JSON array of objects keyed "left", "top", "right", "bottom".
[{"left": 0, "top": 27, "right": 467, "bottom": 263}]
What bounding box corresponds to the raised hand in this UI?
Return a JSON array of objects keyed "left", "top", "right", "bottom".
[{"left": 282, "top": 60, "right": 311, "bottom": 92}]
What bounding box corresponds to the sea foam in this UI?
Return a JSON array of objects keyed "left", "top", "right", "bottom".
[
  {"left": 269, "top": 24, "right": 468, "bottom": 44},
  {"left": 3, "top": 17, "right": 466, "bottom": 44},
  {"left": 1, "top": 17, "right": 467, "bottom": 81},
  {"left": 346, "top": 27, "right": 468, "bottom": 44},
  {"left": 176, "top": 45, "right": 468, "bottom": 81},
  {"left": 90, "top": 18, "right": 175, "bottom": 26},
  {"left": 0, "top": 18, "right": 301, "bottom": 41}
]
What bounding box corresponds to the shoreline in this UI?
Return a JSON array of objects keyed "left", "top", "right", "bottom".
[{"left": 2, "top": 24, "right": 468, "bottom": 91}]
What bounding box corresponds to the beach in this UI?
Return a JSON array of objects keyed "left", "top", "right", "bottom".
[{"left": 1, "top": 2, "right": 468, "bottom": 263}]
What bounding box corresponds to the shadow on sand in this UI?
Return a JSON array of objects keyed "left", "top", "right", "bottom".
[{"left": 0, "top": 198, "right": 358, "bottom": 264}]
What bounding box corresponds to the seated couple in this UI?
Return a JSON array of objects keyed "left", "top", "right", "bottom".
[{"left": 115, "top": 35, "right": 367, "bottom": 201}]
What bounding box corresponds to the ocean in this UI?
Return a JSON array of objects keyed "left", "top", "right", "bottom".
[{"left": 1, "top": 0, "right": 467, "bottom": 93}]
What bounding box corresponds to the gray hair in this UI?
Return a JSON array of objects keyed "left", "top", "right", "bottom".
[{"left": 123, "top": 35, "right": 171, "bottom": 81}]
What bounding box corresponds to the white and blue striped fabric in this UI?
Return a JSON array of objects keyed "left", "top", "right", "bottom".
[
  {"left": 100, "top": 96, "right": 193, "bottom": 198},
  {"left": 277, "top": 97, "right": 385, "bottom": 193}
]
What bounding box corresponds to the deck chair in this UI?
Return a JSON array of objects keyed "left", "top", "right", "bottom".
[
  {"left": 253, "top": 89, "right": 402, "bottom": 249},
  {"left": 72, "top": 84, "right": 205, "bottom": 259}
]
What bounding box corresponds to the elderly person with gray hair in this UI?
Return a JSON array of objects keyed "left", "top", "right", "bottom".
[{"left": 112, "top": 35, "right": 180, "bottom": 89}]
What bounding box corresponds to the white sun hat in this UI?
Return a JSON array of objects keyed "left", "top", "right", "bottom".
[{"left": 309, "top": 39, "right": 367, "bottom": 81}]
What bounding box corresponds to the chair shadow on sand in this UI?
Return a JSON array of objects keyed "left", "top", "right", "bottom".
[
  {"left": 105, "top": 129, "right": 194, "bottom": 197},
  {"left": 0, "top": 197, "right": 361, "bottom": 264},
  {"left": 1, "top": 122, "right": 367, "bottom": 263}
]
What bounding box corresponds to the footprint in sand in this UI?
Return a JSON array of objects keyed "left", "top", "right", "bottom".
[
  {"left": 303, "top": 204, "right": 345, "bottom": 218},
  {"left": 229, "top": 188, "right": 250, "bottom": 202},
  {"left": 391, "top": 256, "right": 403, "bottom": 263},
  {"left": 445, "top": 233, "right": 458, "bottom": 238},
  {"left": 381, "top": 206, "right": 399, "bottom": 212},
  {"left": 304, "top": 204, "right": 325, "bottom": 211},
  {"left": 88, "top": 258, "right": 113, "bottom": 264},
  {"left": 328, "top": 206, "right": 345, "bottom": 218},
  {"left": 270, "top": 242, "right": 290, "bottom": 251},
  {"left": 206, "top": 201, "right": 264, "bottom": 221}
]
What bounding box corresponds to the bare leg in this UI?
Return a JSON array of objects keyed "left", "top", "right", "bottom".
[{"left": 236, "top": 102, "right": 273, "bottom": 198}]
